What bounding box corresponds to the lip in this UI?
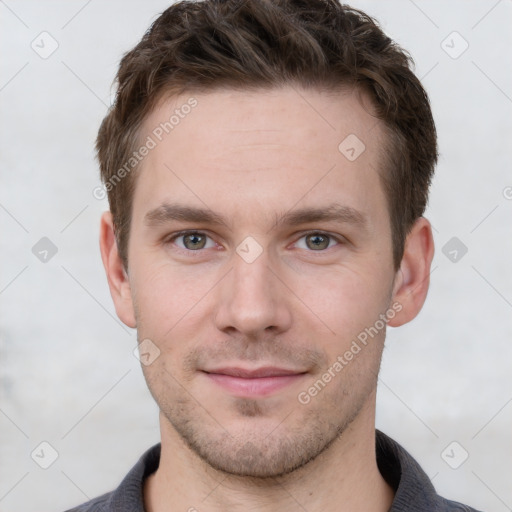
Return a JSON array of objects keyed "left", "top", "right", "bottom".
[
  {"left": 204, "top": 366, "right": 305, "bottom": 378},
  {"left": 202, "top": 367, "right": 307, "bottom": 397}
]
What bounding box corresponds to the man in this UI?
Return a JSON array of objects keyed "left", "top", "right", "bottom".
[{"left": 67, "top": 0, "right": 483, "bottom": 510}]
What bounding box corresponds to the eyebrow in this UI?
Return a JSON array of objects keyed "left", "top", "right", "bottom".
[
  {"left": 144, "top": 203, "right": 227, "bottom": 227},
  {"left": 144, "top": 202, "right": 367, "bottom": 231},
  {"left": 274, "top": 204, "right": 367, "bottom": 230}
]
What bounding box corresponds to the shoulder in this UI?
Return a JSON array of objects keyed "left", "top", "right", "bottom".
[
  {"left": 438, "top": 497, "right": 485, "bottom": 512},
  {"left": 376, "top": 431, "right": 485, "bottom": 512},
  {"left": 62, "top": 444, "right": 161, "bottom": 512},
  {"left": 63, "top": 491, "right": 112, "bottom": 511}
]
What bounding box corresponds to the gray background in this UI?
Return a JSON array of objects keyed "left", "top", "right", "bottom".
[{"left": 0, "top": 1, "right": 511, "bottom": 510}]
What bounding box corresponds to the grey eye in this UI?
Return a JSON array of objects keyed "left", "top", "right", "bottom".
[
  {"left": 305, "top": 233, "right": 330, "bottom": 250},
  {"left": 182, "top": 233, "right": 207, "bottom": 250}
]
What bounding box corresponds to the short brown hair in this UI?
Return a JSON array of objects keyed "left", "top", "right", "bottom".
[{"left": 96, "top": 0, "right": 437, "bottom": 270}]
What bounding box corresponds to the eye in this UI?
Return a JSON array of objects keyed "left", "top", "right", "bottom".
[
  {"left": 295, "top": 232, "right": 340, "bottom": 251},
  {"left": 171, "top": 231, "right": 216, "bottom": 251}
]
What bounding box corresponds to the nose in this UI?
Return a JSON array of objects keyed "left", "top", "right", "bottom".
[{"left": 213, "top": 249, "right": 293, "bottom": 337}]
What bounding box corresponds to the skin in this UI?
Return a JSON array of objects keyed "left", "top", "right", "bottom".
[{"left": 100, "top": 86, "right": 434, "bottom": 512}]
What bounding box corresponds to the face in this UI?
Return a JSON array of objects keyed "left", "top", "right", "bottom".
[{"left": 120, "top": 86, "right": 400, "bottom": 478}]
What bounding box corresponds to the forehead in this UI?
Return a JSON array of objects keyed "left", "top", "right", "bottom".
[
  {"left": 133, "top": 86, "right": 388, "bottom": 226},
  {"left": 143, "top": 85, "right": 383, "bottom": 158}
]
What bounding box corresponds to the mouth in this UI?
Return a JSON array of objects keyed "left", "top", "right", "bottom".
[{"left": 201, "top": 366, "right": 308, "bottom": 397}]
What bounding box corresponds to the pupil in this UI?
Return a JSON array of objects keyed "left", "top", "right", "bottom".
[
  {"left": 185, "top": 234, "right": 205, "bottom": 249},
  {"left": 307, "top": 234, "right": 329, "bottom": 250}
]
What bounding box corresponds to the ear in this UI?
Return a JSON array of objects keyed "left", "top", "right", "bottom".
[
  {"left": 388, "top": 217, "right": 434, "bottom": 327},
  {"left": 99, "top": 211, "right": 136, "bottom": 328}
]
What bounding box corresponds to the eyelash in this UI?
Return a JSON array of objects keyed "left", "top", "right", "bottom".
[
  {"left": 163, "top": 230, "right": 217, "bottom": 256},
  {"left": 293, "top": 231, "right": 342, "bottom": 251},
  {"left": 165, "top": 230, "right": 344, "bottom": 254}
]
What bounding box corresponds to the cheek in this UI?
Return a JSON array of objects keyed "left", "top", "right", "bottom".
[
  {"left": 295, "top": 265, "right": 391, "bottom": 344},
  {"left": 130, "top": 259, "right": 217, "bottom": 339},
  {"left": 296, "top": 271, "right": 389, "bottom": 405}
]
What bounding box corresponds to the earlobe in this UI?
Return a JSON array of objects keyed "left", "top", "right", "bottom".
[
  {"left": 99, "top": 211, "right": 137, "bottom": 328},
  {"left": 388, "top": 217, "right": 435, "bottom": 328}
]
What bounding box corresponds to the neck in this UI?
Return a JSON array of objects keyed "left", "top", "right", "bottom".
[{"left": 144, "top": 395, "right": 394, "bottom": 512}]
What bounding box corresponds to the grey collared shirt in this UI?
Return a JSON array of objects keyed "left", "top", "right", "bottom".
[{"left": 65, "top": 430, "right": 483, "bottom": 511}]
